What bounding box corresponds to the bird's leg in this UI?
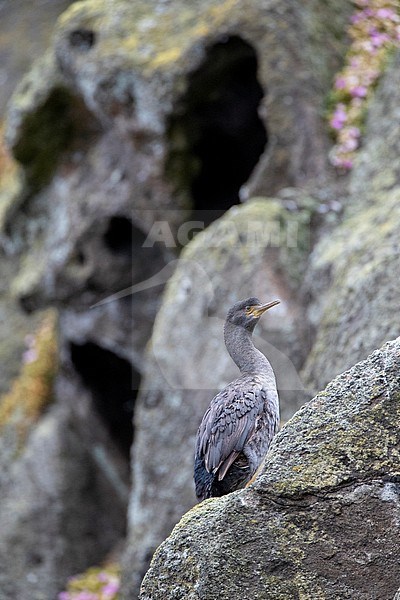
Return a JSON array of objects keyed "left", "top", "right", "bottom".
[
  {"left": 245, "top": 457, "right": 266, "bottom": 487},
  {"left": 242, "top": 445, "right": 261, "bottom": 476}
]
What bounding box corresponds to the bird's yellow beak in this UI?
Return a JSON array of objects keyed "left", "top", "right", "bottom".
[{"left": 249, "top": 299, "right": 280, "bottom": 317}]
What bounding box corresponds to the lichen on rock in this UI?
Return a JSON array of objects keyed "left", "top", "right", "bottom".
[{"left": 0, "top": 310, "right": 58, "bottom": 448}]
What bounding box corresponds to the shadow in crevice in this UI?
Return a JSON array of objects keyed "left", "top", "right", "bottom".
[
  {"left": 70, "top": 341, "right": 139, "bottom": 458},
  {"left": 166, "top": 35, "right": 268, "bottom": 225}
]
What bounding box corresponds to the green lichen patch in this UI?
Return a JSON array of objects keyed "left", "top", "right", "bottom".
[
  {"left": 59, "top": 563, "right": 120, "bottom": 599},
  {"left": 12, "top": 87, "right": 74, "bottom": 190},
  {"left": 0, "top": 310, "right": 59, "bottom": 446},
  {"left": 57, "top": 0, "right": 245, "bottom": 76}
]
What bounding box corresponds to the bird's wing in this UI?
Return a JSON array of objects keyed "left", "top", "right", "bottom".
[{"left": 195, "top": 382, "right": 266, "bottom": 479}]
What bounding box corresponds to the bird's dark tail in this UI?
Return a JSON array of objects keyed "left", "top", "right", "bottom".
[
  {"left": 194, "top": 454, "right": 252, "bottom": 501},
  {"left": 194, "top": 455, "right": 215, "bottom": 501}
]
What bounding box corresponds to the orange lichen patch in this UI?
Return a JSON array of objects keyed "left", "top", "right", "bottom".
[
  {"left": 0, "top": 310, "right": 58, "bottom": 444},
  {"left": 0, "top": 121, "right": 18, "bottom": 183}
]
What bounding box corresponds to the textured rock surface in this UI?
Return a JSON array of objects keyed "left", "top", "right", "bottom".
[
  {"left": 0, "top": 406, "right": 125, "bottom": 600},
  {"left": 0, "top": 312, "right": 128, "bottom": 600},
  {"left": 140, "top": 337, "right": 400, "bottom": 600},
  {"left": 302, "top": 52, "right": 400, "bottom": 394},
  {"left": 0, "top": 402, "right": 128, "bottom": 600},
  {"left": 122, "top": 196, "right": 314, "bottom": 598},
  {"left": 0, "top": 0, "right": 73, "bottom": 116}
]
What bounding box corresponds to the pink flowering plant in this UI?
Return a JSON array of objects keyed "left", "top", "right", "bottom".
[
  {"left": 58, "top": 565, "right": 120, "bottom": 600},
  {"left": 328, "top": 0, "right": 400, "bottom": 170}
]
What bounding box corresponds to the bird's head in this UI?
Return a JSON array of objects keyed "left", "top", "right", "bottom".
[{"left": 226, "top": 297, "right": 280, "bottom": 332}]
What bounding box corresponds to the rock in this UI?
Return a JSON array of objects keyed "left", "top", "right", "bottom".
[
  {"left": 122, "top": 197, "right": 312, "bottom": 598},
  {"left": 0, "top": 402, "right": 128, "bottom": 600},
  {"left": 302, "top": 51, "right": 400, "bottom": 393},
  {"left": 139, "top": 336, "right": 400, "bottom": 600},
  {"left": 0, "top": 0, "right": 352, "bottom": 596},
  {"left": 349, "top": 51, "right": 400, "bottom": 207},
  {"left": 4, "top": 0, "right": 349, "bottom": 219},
  {"left": 0, "top": 0, "right": 73, "bottom": 116},
  {"left": 0, "top": 312, "right": 129, "bottom": 599},
  {"left": 0, "top": 264, "right": 44, "bottom": 397}
]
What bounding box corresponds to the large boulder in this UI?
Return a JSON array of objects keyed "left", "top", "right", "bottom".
[
  {"left": 122, "top": 196, "right": 315, "bottom": 598},
  {"left": 140, "top": 336, "right": 400, "bottom": 600}
]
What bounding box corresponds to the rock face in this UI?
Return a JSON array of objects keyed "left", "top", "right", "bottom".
[
  {"left": 302, "top": 52, "right": 400, "bottom": 394},
  {"left": 140, "top": 337, "right": 400, "bottom": 600},
  {"left": 0, "top": 404, "right": 127, "bottom": 600},
  {"left": 0, "top": 0, "right": 73, "bottom": 116},
  {"left": 4, "top": 0, "right": 397, "bottom": 598},
  {"left": 0, "top": 312, "right": 128, "bottom": 600}
]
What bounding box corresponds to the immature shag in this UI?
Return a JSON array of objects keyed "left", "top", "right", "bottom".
[{"left": 194, "top": 297, "right": 280, "bottom": 501}]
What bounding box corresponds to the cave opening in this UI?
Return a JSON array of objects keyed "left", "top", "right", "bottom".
[
  {"left": 103, "top": 215, "right": 135, "bottom": 256},
  {"left": 166, "top": 36, "right": 268, "bottom": 223},
  {"left": 102, "top": 214, "right": 170, "bottom": 288},
  {"left": 70, "top": 342, "right": 138, "bottom": 458}
]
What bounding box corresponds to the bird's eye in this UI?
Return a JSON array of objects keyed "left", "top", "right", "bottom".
[{"left": 245, "top": 306, "right": 253, "bottom": 315}]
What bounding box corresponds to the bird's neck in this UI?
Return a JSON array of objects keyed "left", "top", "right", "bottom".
[{"left": 224, "top": 321, "right": 272, "bottom": 376}]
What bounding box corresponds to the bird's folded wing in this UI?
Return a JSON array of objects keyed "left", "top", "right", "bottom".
[{"left": 195, "top": 385, "right": 264, "bottom": 477}]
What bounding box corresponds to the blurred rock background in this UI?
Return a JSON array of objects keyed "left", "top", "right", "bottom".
[{"left": 0, "top": 0, "right": 399, "bottom": 599}]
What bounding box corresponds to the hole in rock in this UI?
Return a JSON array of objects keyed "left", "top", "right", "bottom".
[
  {"left": 69, "top": 29, "right": 96, "bottom": 51},
  {"left": 166, "top": 36, "right": 268, "bottom": 224},
  {"left": 75, "top": 250, "right": 86, "bottom": 265},
  {"left": 103, "top": 216, "right": 135, "bottom": 256},
  {"left": 70, "top": 342, "right": 139, "bottom": 457},
  {"left": 19, "top": 295, "right": 36, "bottom": 314},
  {"left": 102, "top": 215, "right": 169, "bottom": 284}
]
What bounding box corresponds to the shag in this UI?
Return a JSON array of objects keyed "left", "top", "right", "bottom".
[{"left": 194, "top": 297, "right": 280, "bottom": 501}]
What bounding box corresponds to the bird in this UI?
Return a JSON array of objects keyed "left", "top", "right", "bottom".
[{"left": 194, "top": 297, "right": 280, "bottom": 501}]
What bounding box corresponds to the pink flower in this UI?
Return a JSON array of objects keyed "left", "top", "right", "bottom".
[
  {"left": 350, "top": 56, "right": 361, "bottom": 68},
  {"left": 334, "top": 155, "right": 353, "bottom": 170},
  {"left": 350, "top": 13, "right": 362, "bottom": 24},
  {"left": 23, "top": 348, "right": 38, "bottom": 364},
  {"left": 102, "top": 580, "right": 120, "bottom": 598},
  {"left": 334, "top": 76, "right": 347, "bottom": 90},
  {"left": 340, "top": 158, "right": 353, "bottom": 169},
  {"left": 330, "top": 104, "right": 347, "bottom": 130},
  {"left": 370, "top": 30, "right": 391, "bottom": 48},
  {"left": 58, "top": 594, "right": 70, "bottom": 600},
  {"left": 347, "top": 126, "right": 361, "bottom": 139},
  {"left": 342, "top": 137, "right": 359, "bottom": 152},
  {"left": 350, "top": 85, "right": 368, "bottom": 98},
  {"left": 75, "top": 593, "right": 98, "bottom": 600},
  {"left": 376, "top": 8, "right": 397, "bottom": 20}
]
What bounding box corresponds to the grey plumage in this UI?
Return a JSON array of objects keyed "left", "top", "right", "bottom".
[{"left": 194, "top": 297, "right": 280, "bottom": 501}]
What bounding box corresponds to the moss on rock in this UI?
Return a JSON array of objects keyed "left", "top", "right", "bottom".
[{"left": 12, "top": 86, "right": 74, "bottom": 190}]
